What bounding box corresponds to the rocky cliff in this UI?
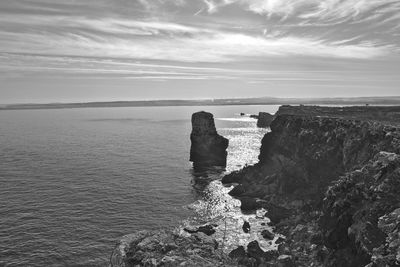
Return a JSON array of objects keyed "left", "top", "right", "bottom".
[
  {"left": 256, "top": 112, "right": 275, "bottom": 128},
  {"left": 223, "top": 105, "right": 400, "bottom": 266},
  {"left": 190, "top": 111, "right": 229, "bottom": 168},
  {"left": 111, "top": 106, "right": 400, "bottom": 267}
]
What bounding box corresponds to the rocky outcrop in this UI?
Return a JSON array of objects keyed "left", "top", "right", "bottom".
[
  {"left": 320, "top": 152, "right": 400, "bottom": 266},
  {"left": 112, "top": 106, "right": 400, "bottom": 267},
  {"left": 224, "top": 113, "right": 400, "bottom": 202},
  {"left": 373, "top": 208, "right": 400, "bottom": 266},
  {"left": 222, "top": 105, "right": 400, "bottom": 266},
  {"left": 256, "top": 112, "right": 275, "bottom": 128},
  {"left": 110, "top": 230, "right": 232, "bottom": 267},
  {"left": 190, "top": 111, "right": 229, "bottom": 168}
]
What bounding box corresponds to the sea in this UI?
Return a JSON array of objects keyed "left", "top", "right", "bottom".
[{"left": 0, "top": 105, "right": 279, "bottom": 266}]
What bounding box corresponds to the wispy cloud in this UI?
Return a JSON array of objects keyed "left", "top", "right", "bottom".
[
  {"left": 0, "top": 14, "right": 393, "bottom": 64},
  {"left": 0, "top": 0, "right": 399, "bottom": 86},
  {"left": 203, "top": 0, "right": 400, "bottom": 21}
]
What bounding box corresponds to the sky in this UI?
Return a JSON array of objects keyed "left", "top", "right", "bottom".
[{"left": 0, "top": 0, "right": 399, "bottom": 103}]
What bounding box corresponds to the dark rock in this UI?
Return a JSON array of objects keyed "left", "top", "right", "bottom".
[
  {"left": 240, "top": 197, "right": 259, "bottom": 211},
  {"left": 221, "top": 170, "right": 244, "bottom": 184},
  {"left": 310, "top": 232, "right": 323, "bottom": 245},
  {"left": 228, "top": 184, "right": 246, "bottom": 197},
  {"left": 261, "top": 229, "right": 274, "bottom": 240},
  {"left": 250, "top": 114, "right": 259, "bottom": 119},
  {"left": 240, "top": 112, "right": 245, "bottom": 116},
  {"left": 184, "top": 224, "right": 216, "bottom": 236},
  {"left": 242, "top": 221, "right": 251, "bottom": 233},
  {"left": 264, "top": 250, "right": 279, "bottom": 262},
  {"left": 228, "top": 246, "right": 246, "bottom": 259},
  {"left": 263, "top": 203, "right": 291, "bottom": 225},
  {"left": 257, "top": 112, "right": 275, "bottom": 128},
  {"left": 371, "top": 208, "right": 400, "bottom": 266},
  {"left": 277, "top": 255, "right": 295, "bottom": 267},
  {"left": 190, "top": 111, "right": 229, "bottom": 168},
  {"left": 247, "top": 241, "right": 265, "bottom": 262},
  {"left": 183, "top": 227, "right": 197, "bottom": 234},
  {"left": 239, "top": 257, "right": 257, "bottom": 267},
  {"left": 275, "top": 237, "right": 285, "bottom": 244},
  {"left": 277, "top": 243, "right": 290, "bottom": 255},
  {"left": 197, "top": 225, "right": 216, "bottom": 236},
  {"left": 320, "top": 152, "right": 400, "bottom": 266}
]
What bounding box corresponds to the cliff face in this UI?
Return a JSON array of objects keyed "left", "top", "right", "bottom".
[
  {"left": 260, "top": 114, "right": 399, "bottom": 198},
  {"left": 223, "top": 106, "right": 400, "bottom": 266},
  {"left": 256, "top": 112, "right": 275, "bottom": 128},
  {"left": 190, "top": 111, "right": 229, "bottom": 168},
  {"left": 321, "top": 152, "right": 400, "bottom": 266},
  {"left": 225, "top": 113, "right": 400, "bottom": 199}
]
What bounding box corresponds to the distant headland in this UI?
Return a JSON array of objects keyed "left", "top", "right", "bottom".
[{"left": 1, "top": 96, "right": 400, "bottom": 110}]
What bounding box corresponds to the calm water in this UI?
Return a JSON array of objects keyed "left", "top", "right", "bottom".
[{"left": 0, "top": 105, "right": 279, "bottom": 266}]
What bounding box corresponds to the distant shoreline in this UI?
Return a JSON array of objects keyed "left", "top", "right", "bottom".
[{"left": 1, "top": 96, "right": 400, "bottom": 111}]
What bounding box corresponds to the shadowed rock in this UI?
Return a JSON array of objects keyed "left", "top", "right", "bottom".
[
  {"left": 247, "top": 241, "right": 265, "bottom": 263},
  {"left": 242, "top": 221, "right": 250, "bottom": 233},
  {"left": 183, "top": 224, "right": 216, "bottom": 236},
  {"left": 228, "top": 246, "right": 246, "bottom": 259},
  {"left": 240, "top": 197, "right": 259, "bottom": 211},
  {"left": 190, "top": 111, "right": 228, "bottom": 168},
  {"left": 261, "top": 229, "right": 274, "bottom": 240},
  {"left": 221, "top": 105, "right": 400, "bottom": 266},
  {"left": 257, "top": 112, "right": 275, "bottom": 127}
]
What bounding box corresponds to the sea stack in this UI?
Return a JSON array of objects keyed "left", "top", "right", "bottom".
[
  {"left": 256, "top": 112, "right": 275, "bottom": 128},
  {"left": 190, "top": 111, "right": 229, "bottom": 168}
]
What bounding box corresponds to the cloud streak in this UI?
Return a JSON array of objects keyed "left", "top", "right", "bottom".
[
  {"left": 0, "top": 14, "right": 393, "bottom": 64},
  {"left": 0, "top": 0, "right": 399, "bottom": 88}
]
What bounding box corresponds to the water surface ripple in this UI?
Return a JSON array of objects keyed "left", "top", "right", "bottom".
[{"left": 0, "top": 105, "right": 278, "bottom": 266}]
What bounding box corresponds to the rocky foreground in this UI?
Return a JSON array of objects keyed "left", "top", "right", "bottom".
[{"left": 111, "top": 105, "right": 400, "bottom": 267}]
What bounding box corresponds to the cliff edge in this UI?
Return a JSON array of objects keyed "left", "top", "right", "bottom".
[{"left": 223, "top": 105, "right": 400, "bottom": 266}]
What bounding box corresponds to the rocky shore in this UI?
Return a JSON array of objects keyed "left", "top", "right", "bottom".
[
  {"left": 111, "top": 105, "right": 400, "bottom": 267},
  {"left": 223, "top": 105, "right": 400, "bottom": 266}
]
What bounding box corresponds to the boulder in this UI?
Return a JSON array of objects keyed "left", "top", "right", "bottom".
[
  {"left": 184, "top": 224, "right": 216, "bottom": 236},
  {"left": 228, "top": 246, "right": 246, "bottom": 259},
  {"left": 261, "top": 229, "right": 274, "bottom": 240},
  {"left": 247, "top": 241, "right": 265, "bottom": 262},
  {"left": 190, "top": 111, "right": 229, "bottom": 168},
  {"left": 262, "top": 203, "right": 291, "bottom": 225},
  {"left": 240, "top": 197, "right": 259, "bottom": 211},
  {"left": 242, "top": 221, "right": 251, "bottom": 233}
]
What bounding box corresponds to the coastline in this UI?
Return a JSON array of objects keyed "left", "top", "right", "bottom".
[
  {"left": 2, "top": 97, "right": 400, "bottom": 111},
  {"left": 111, "top": 105, "right": 400, "bottom": 267}
]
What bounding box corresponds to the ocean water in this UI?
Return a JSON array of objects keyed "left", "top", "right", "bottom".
[{"left": 0, "top": 105, "right": 279, "bottom": 266}]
